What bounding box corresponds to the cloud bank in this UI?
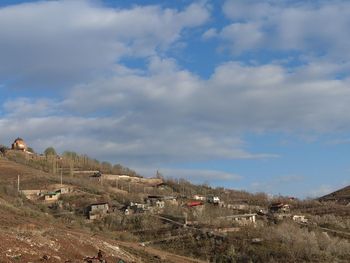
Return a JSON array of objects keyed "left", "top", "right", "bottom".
[{"left": 0, "top": 0, "right": 350, "bottom": 193}]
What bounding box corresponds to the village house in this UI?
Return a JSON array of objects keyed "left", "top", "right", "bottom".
[
  {"left": 55, "top": 187, "right": 71, "bottom": 194},
  {"left": 21, "top": 184, "right": 72, "bottom": 202},
  {"left": 268, "top": 202, "right": 291, "bottom": 220},
  {"left": 47, "top": 184, "right": 74, "bottom": 194},
  {"left": 269, "top": 202, "right": 290, "bottom": 213},
  {"left": 43, "top": 191, "right": 61, "bottom": 202},
  {"left": 292, "top": 215, "right": 308, "bottom": 224},
  {"left": 89, "top": 171, "right": 103, "bottom": 182},
  {"left": 193, "top": 195, "right": 206, "bottom": 201},
  {"left": 85, "top": 202, "right": 109, "bottom": 220},
  {"left": 108, "top": 203, "right": 123, "bottom": 213},
  {"left": 146, "top": 195, "right": 176, "bottom": 207},
  {"left": 145, "top": 195, "right": 163, "bottom": 206},
  {"left": 129, "top": 202, "right": 148, "bottom": 213},
  {"left": 207, "top": 195, "right": 220, "bottom": 205},
  {"left": 221, "top": 213, "right": 257, "bottom": 226},
  {"left": 146, "top": 195, "right": 160, "bottom": 206}
]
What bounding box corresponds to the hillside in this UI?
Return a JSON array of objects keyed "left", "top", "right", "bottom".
[
  {"left": 0, "top": 158, "right": 206, "bottom": 262},
  {"left": 319, "top": 185, "right": 350, "bottom": 205},
  {"left": 0, "top": 158, "right": 128, "bottom": 261},
  {"left": 0, "top": 150, "right": 350, "bottom": 262}
]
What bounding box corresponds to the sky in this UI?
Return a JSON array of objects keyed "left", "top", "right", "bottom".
[{"left": 0, "top": 0, "right": 350, "bottom": 198}]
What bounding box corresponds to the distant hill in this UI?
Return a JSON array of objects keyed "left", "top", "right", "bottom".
[{"left": 319, "top": 185, "right": 350, "bottom": 204}]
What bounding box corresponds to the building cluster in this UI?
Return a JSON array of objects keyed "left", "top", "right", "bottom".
[
  {"left": 19, "top": 180, "right": 309, "bottom": 227},
  {"left": 7, "top": 138, "right": 309, "bottom": 229},
  {"left": 21, "top": 186, "right": 73, "bottom": 202},
  {"left": 117, "top": 195, "right": 178, "bottom": 216}
]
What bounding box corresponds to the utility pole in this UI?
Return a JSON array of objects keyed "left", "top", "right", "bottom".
[
  {"left": 60, "top": 167, "right": 63, "bottom": 187},
  {"left": 17, "top": 174, "right": 20, "bottom": 192}
]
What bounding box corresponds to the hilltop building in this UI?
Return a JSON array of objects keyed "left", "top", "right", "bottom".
[{"left": 12, "top": 137, "right": 28, "bottom": 151}]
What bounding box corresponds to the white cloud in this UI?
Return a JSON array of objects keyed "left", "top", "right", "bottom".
[
  {"left": 2, "top": 0, "right": 350, "bottom": 191},
  {"left": 220, "top": 22, "right": 264, "bottom": 53},
  {"left": 0, "top": 113, "right": 270, "bottom": 166},
  {"left": 202, "top": 28, "right": 217, "bottom": 39},
  {"left": 3, "top": 98, "right": 58, "bottom": 118},
  {"left": 3, "top": 57, "right": 350, "bottom": 167},
  {"left": 0, "top": 0, "right": 209, "bottom": 88},
  {"left": 199, "top": 62, "right": 350, "bottom": 132},
  {"left": 63, "top": 59, "right": 350, "bottom": 136},
  {"left": 220, "top": 0, "right": 350, "bottom": 58},
  {"left": 223, "top": 0, "right": 277, "bottom": 21}
]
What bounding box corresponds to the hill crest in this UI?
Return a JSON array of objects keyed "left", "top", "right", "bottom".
[{"left": 319, "top": 185, "right": 350, "bottom": 205}]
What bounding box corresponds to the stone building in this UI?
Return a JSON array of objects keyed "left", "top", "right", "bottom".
[
  {"left": 12, "top": 137, "right": 28, "bottom": 151},
  {"left": 85, "top": 202, "right": 109, "bottom": 220}
]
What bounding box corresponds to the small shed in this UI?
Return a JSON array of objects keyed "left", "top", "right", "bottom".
[
  {"left": 129, "top": 202, "right": 148, "bottom": 214},
  {"left": 43, "top": 191, "right": 60, "bottom": 202},
  {"left": 292, "top": 215, "right": 308, "bottom": 223},
  {"left": 146, "top": 195, "right": 177, "bottom": 205},
  {"left": 89, "top": 171, "right": 103, "bottom": 181},
  {"left": 222, "top": 213, "right": 257, "bottom": 226},
  {"left": 193, "top": 195, "right": 206, "bottom": 201}
]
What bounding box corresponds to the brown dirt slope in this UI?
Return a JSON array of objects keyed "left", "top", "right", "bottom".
[{"left": 0, "top": 157, "right": 56, "bottom": 189}]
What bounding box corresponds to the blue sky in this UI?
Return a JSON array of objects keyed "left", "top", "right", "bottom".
[{"left": 1, "top": 0, "right": 350, "bottom": 198}]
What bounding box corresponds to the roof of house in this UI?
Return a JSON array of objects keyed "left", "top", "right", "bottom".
[
  {"left": 220, "top": 213, "right": 257, "bottom": 219},
  {"left": 90, "top": 202, "right": 109, "bottom": 207},
  {"left": 44, "top": 191, "right": 59, "bottom": 196},
  {"left": 147, "top": 195, "right": 164, "bottom": 199},
  {"left": 270, "top": 202, "right": 289, "bottom": 208}
]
